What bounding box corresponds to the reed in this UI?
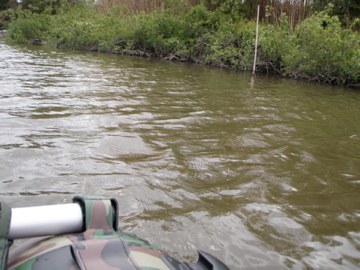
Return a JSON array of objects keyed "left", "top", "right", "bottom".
[
  {"left": 94, "top": 0, "right": 164, "bottom": 14},
  {"left": 265, "top": 0, "right": 310, "bottom": 28},
  {"left": 93, "top": 0, "right": 313, "bottom": 27}
]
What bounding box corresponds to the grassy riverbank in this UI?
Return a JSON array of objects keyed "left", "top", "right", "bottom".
[{"left": 3, "top": 1, "right": 360, "bottom": 86}]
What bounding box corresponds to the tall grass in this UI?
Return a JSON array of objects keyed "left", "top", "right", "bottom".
[
  {"left": 95, "top": 0, "right": 164, "bottom": 14},
  {"left": 265, "top": 0, "right": 309, "bottom": 28},
  {"left": 90, "top": 0, "right": 349, "bottom": 29}
]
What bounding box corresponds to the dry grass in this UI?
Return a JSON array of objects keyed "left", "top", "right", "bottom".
[
  {"left": 94, "top": 0, "right": 164, "bottom": 14},
  {"left": 93, "top": 0, "right": 313, "bottom": 27},
  {"left": 93, "top": 0, "right": 201, "bottom": 14},
  {"left": 265, "top": 0, "right": 310, "bottom": 28}
]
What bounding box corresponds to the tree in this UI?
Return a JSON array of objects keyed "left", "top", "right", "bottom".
[
  {"left": 311, "top": 0, "right": 360, "bottom": 27},
  {"left": 0, "top": 0, "right": 10, "bottom": 10}
]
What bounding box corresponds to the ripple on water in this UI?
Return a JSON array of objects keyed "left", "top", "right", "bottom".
[{"left": 1, "top": 43, "right": 360, "bottom": 269}]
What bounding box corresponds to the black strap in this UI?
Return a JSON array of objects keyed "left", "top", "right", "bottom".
[{"left": 0, "top": 202, "right": 12, "bottom": 270}]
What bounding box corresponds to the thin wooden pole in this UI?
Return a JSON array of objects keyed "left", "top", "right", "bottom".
[{"left": 253, "top": 5, "right": 260, "bottom": 75}]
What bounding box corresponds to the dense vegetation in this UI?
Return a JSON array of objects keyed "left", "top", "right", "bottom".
[{"left": 1, "top": 0, "right": 359, "bottom": 86}]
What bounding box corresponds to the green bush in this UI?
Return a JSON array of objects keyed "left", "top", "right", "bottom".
[
  {"left": 5, "top": 1, "right": 359, "bottom": 86},
  {"left": 8, "top": 10, "right": 51, "bottom": 43},
  {"left": 286, "top": 11, "right": 359, "bottom": 85},
  {"left": 202, "top": 22, "right": 255, "bottom": 70},
  {"left": 260, "top": 10, "right": 360, "bottom": 85},
  {"left": 0, "top": 0, "right": 10, "bottom": 11}
]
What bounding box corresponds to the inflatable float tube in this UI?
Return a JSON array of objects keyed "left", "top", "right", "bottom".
[{"left": 0, "top": 195, "right": 230, "bottom": 270}]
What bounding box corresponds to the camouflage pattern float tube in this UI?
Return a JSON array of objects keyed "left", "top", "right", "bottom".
[{"left": 1, "top": 196, "right": 229, "bottom": 270}]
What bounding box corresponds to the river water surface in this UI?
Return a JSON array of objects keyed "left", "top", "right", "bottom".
[{"left": 1, "top": 42, "right": 360, "bottom": 269}]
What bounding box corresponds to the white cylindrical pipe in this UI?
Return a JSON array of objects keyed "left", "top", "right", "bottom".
[{"left": 8, "top": 203, "right": 83, "bottom": 240}]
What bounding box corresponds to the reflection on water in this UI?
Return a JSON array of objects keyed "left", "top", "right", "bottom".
[{"left": 1, "top": 42, "right": 360, "bottom": 269}]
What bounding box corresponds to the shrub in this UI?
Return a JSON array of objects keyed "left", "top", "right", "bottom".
[
  {"left": 0, "top": 0, "right": 10, "bottom": 11},
  {"left": 5, "top": 1, "right": 359, "bottom": 86},
  {"left": 203, "top": 22, "right": 256, "bottom": 70},
  {"left": 285, "top": 11, "right": 359, "bottom": 85},
  {"left": 260, "top": 9, "right": 360, "bottom": 85},
  {"left": 259, "top": 13, "right": 294, "bottom": 71},
  {"left": 8, "top": 10, "right": 51, "bottom": 43}
]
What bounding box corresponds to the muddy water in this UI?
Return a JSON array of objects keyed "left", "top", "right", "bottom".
[{"left": 1, "top": 42, "right": 360, "bottom": 269}]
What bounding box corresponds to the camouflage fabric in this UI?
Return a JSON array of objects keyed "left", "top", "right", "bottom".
[
  {"left": 0, "top": 201, "right": 13, "bottom": 270},
  {"left": 72, "top": 196, "right": 117, "bottom": 230},
  {"left": 7, "top": 196, "right": 174, "bottom": 270},
  {"left": 7, "top": 196, "right": 229, "bottom": 270}
]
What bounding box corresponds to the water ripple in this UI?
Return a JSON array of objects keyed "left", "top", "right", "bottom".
[{"left": 1, "top": 42, "right": 360, "bottom": 269}]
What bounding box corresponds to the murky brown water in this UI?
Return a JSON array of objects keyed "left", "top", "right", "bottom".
[{"left": 1, "top": 41, "right": 360, "bottom": 269}]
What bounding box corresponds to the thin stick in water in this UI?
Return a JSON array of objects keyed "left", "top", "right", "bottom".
[{"left": 253, "top": 5, "right": 260, "bottom": 75}]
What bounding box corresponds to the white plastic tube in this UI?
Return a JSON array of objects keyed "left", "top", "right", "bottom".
[{"left": 8, "top": 203, "right": 83, "bottom": 240}]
